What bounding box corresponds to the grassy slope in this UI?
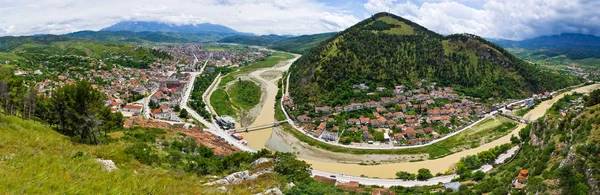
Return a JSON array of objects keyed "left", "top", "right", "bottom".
[
  {"left": 210, "top": 89, "right": 238, "bottom": 117},
  {"left": 228, "top": 80, "right": 261, "bottom": 110},
  {"left": 281, "top": 116, "right": 517, "bottom": 158},
  {"left": 0, "top": 115, "right": 206, "bottom": 194}
]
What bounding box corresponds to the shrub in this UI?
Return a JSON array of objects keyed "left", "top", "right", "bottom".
[{"left": 417, "top": 168, "right": 433, "bottom": 181}]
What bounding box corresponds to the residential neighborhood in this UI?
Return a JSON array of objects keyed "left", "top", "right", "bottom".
[{"left": 286, "top": 80, "right": 494, "bottom": 146}]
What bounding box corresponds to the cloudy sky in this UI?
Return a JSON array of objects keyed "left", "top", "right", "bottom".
[{"left": 1, "top": 0, "right": 598, "bottom": 40}]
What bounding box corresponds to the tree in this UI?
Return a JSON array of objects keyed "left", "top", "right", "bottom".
[
  {"left": 179, "top": 108, "right": 189, "bottom": 119},
  {"left": 417, "top": 168, "right": 433, "bottom": 181},
  {"left": 274, "top": 152, "right": 311, "bottom": 182},
  {"left": 23, "top": 88, "right": 37, "bottom": 120},
  {"left": 472, "top": 170, "right": 486, "bottom": 181},
  {"left": 462, "top": 155, "right": 483, "bottom": 170},
  {"left": 584, "top": 89, "right": 600, "bottom": 107},
  {"left": 511, "top": 134, "right": 520, "bottom": 144},
  {"left": 396, "top": 171, "right": 416, "bottom": 181}
]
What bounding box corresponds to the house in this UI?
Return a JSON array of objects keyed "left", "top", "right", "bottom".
[
  {"left": 313, "top": 175, "right": 336, "bottom": 184},
  {"left": 512, "top": 170, "right": 529, "bottom": 189},
  {"left": 336, "top": 181, "right": 360, "bottom": 192},
  {"left": 315, "top": 106, "right": 332, "bottom": 114},
  {"left": 297, "top": 115, "right": 312, "bottom": 123},
  {"left": 317, "top": 122, "right": 327, "bottom": 132},
  {"left": 347, "top": 118, "right": 360, "bottom": 125},
  {"left": 426, "top": 99, "right": 435, "bottom": 105},
  {"left": 123, "top": 104, "right": 143, "bottom": 115},
  {"left": 322, "top": 131, "right": 338, "bottom": 141},
  {"left": 394, "top": 112, "right": 405, "bottom": 119},
  {"left": 359, "top": 116, "right": 371, "bottom": 125},
  {"left": 151, "top": 106, "right": 173, "bottom": 120},
  {"left": 376, "top": 107, "right": 388, "bottom": 113},
  {"left": 351, "top": 103, "right": 364, "bottom": 110},
  {"left": 371, "top": 188, "right": 394, "bottom": 195},
  {"left": 334, "top": 106, "right": 343, "bottom": 113},
  {"left": 365, "top": 101, "right": 380, "bottom": 108},
  {"left": 423, "top": 127, "right": 434, "bottom": 134},
  {"left": 404, "top": 128, "right": 417, "bottom": 139}
]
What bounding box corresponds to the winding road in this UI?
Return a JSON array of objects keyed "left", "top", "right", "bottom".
[{"left": 174, "top": 49, "right": 600, "bottom": 187}]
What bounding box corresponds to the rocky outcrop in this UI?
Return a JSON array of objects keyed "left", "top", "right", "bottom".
[
  {"left": 559, "top": 146, "right": 577, "bottom": 168},
  {"left": 256, "top": 188, "right": 283, "bottom": 195},
  {"left": 250, "top": 158, "right": 272, "bottom": 167},
  {"left": 205, "top": 158, "right": 274, "bottom": 186},
  {"left": 585, "top": 164, "right": 600, "bottom": 195},
  {"left": 95, "top": 158, "right": 117, "bottom": 172}
]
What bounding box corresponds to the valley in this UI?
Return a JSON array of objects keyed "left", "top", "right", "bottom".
[{"left": 2, "top": 7, "right": 600, "bottom": 194}]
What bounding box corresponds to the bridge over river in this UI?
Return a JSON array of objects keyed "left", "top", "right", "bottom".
[
  {"left": 230, "top": 120, "right": 288, "bottom": 132},
  {"left": 498, "top": 112, "right": 531, "bottom": 124}
]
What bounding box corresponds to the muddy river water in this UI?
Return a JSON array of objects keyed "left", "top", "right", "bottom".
[{"left": 237, "top": 55, "right": 600, "bottom": 178}]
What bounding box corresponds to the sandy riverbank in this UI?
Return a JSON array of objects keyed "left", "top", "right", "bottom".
[{"left": 238, "top": 54, "right": 301, "bottom": 150}]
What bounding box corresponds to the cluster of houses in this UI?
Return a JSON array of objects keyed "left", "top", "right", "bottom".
[
  {"left": 287, "top": 82, "right": 491, "bottom": 146},
  {"left": 208, "top": 47, "right": 270, "bottom": 67}
]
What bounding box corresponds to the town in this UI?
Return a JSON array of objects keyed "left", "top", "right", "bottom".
[
  {"left": 284, "top": 80, "right": 552, "bottom": 147},
  {"left": 11, "top": 44, "right": 269, "bottom": 124}
]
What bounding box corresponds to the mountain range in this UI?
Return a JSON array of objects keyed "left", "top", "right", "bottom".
[
  {"left": 490, "top": 34, "right": 600, "bottom": 68},
  {"left": 287, "top": 12, "right": 583, "bottom": 108},
  {"left": 101, "top": 21, "right": 240, "bottom": 34}
]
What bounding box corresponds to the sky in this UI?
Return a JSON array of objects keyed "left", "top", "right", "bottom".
[{"left": 0, "top": 0, "right": 598, "bottom": 40}]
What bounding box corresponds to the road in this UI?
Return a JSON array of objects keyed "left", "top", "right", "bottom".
[
  {"left": 172, "top": 50, "right": 600, "bottom": 187},
  {"left": 312, "top": 169, "right": 458, "bottom": 187}
]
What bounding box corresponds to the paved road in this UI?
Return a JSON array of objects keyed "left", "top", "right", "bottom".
[{"left": 312, "top": 169, "right": 457, "bottom": 187}]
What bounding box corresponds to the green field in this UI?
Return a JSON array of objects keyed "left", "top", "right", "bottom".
[
  {"left": 281, "top": 116, "right": 517, "bottom": 159},
  {"left": 228, "top": 80, "right": 262, "bottom": 110},
  {"left": 210, "top": 89, "right": 237, "bottom": 117}
]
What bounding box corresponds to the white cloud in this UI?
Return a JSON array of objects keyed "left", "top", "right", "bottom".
[
  {"left": 363, "top": 0, "right": 600, "bottom": 40},
  {"left": 0, "top": 0, "right": 359, "bottom": 36}
]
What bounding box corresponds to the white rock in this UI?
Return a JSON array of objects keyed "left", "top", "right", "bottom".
[
  {"left": 250, "top": 158, "right": 272, "bottom": 167},
  {"left": 287, "top": 182, "right": 295, "bottom": 188},
  {"left": 256, "top": 188, "right": 283, "bottom": 195},
  {"left": 217, "top": 186, "right": 227, "bottom": 191},
  {"left": 95, "top": 158, "right": 117, "bottom": 172}
]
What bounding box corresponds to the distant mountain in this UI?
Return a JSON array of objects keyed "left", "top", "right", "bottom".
[
  {"left": 269, "top": 32, "right": 336, "bottom": 54},
  {"left": 491, "top": 34, "right": 600, "bottom": 66},
  {"left": 218, "top": 34, "right": 290, "bottom": 46},
  {"left": 66, "top": 30, "right": 230, "bottom": 44},
  {"left": 288, "top": 12, "right": 582, "bottom": 107},
  {"left": 102, "top": 21, "right": 240, "bottom": 34},
  {"left": 493, "top": 33, "right": 600, "bottom": 50},
  {"left": 216, "top": 32, "right": 336, "bottom": 54}
]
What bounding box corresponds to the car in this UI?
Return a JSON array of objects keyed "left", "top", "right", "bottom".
[{"left": 330, "top": 175, "right": 336, "bottom": 178}]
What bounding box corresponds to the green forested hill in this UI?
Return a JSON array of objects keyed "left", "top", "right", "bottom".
[
  {"left": 269, "top": 32, "right": 336, "bottom": 54},
  {"left": 288, "top": 12, "right": 583, "bottom": 107},
  {"left": 218, "top": 34, "right": 289, "bottom": 46},
  {"left": 0, "top": 35, "right": 171, "bottom": 69}
]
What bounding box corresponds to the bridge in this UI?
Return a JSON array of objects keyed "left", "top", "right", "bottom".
[
  {"left": 498, "top": 112, "right": 531, "bottom": 124},
  {"left": 230, "top": 120, "right": 289, "bottom": 132}
]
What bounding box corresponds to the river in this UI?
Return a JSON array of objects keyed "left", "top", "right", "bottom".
[{"left": 233, "top": 53, "right": 600, "bottom": 178}]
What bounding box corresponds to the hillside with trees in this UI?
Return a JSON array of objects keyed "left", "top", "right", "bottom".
[
  {"left": 218, "top": 34, "right": 290, "bottom": 46},
  {"left": 269, "top": 32, "right": 336, "bottom": 54},
  {"left": 491, "top": 33, "right": 600, "bottom": 69},
  {"left": 0, "top": 35, "right": 172, "bottom": 72},
  {"left": 288, "top": 12, "right": 583, "bottom": 108}
]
